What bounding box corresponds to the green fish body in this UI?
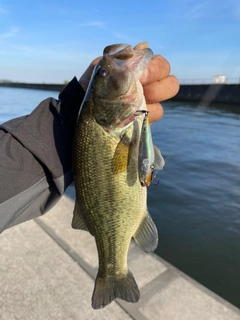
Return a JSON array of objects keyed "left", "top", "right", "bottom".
[{"left": 72, "top": 43, "right": 162, "bottom": 309}]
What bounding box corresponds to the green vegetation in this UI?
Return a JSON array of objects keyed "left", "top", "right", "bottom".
[{"left": 0, "top": 79, "right": 13, "bottom": 83}]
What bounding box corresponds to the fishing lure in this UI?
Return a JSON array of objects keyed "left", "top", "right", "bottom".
[
  {"left": 137, "top": 110, "right": 165, "bottom": 187},
  {"left": 137, "top": 110, "right": 155, "bottom": 186}
]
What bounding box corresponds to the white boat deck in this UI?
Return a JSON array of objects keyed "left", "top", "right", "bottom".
[{"left": 1, "top": 195, "right": 240, "bottom": 320}]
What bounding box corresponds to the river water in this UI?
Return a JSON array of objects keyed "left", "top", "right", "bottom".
[{"left": 0, "top": 87, "right": 240, "bottom": 308}]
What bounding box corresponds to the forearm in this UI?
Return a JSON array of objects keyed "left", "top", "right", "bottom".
[{"left": 0, "top": 77, "right": 84, "bottom": 232}]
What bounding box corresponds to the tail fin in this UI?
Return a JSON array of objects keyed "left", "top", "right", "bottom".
[{"left": 91, "top": 270, "right": 140, "bottom": 309}]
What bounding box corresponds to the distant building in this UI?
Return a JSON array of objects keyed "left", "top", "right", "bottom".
[{"left": 212, "top": 73, "right": 226, "bottom": 84}]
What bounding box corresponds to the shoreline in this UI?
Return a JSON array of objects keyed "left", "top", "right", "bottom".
[{"left": 1, "top": 82, "right": 240, "bottom": 105}]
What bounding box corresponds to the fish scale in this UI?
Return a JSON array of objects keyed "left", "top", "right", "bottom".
[
  {"left": 72, "top": 43, "right": 162, "bottom": 309},
  {"left": 74, "top": 107, "right": 146, "bottom": 238}
]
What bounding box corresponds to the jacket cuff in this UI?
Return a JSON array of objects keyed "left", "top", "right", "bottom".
[{"left": 58, "top": 77, "right": 85, "bottom": 115}]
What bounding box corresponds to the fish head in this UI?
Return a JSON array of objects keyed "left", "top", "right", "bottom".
[{"left": 90, "top": 43, "right": 153, "bottom": 132}]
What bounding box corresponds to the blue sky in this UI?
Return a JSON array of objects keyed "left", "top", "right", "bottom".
[{"left": 0, "top": 0, "right": 239, "bottom": 83}]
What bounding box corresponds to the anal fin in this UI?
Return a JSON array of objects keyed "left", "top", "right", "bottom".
[{"left": 133, "top": 212, "right": 158, "bottom": 253}]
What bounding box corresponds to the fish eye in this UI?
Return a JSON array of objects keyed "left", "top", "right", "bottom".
[{"left": 99, "top": 68, "right": 108, "bottom": 77}]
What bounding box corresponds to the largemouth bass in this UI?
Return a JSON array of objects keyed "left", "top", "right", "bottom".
[{"left": 72, "top": 43, "right": 164, "bottom": 309}]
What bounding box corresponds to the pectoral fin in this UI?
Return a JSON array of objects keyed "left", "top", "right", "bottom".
[
  {"left": 133, "top": 212, "right": 158, "bottom": 253},
  {"left": 72, "top": 201, "right": 88, "bottom": 231},
  {"left": 154, "top": 145, "right": 165, "bottom": 170},
  {"left": 112, "top": 132, "right": 132, "bottom": 174}
]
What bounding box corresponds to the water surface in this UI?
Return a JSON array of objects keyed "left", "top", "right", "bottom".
[{"left": 0, "top": 88, "right": 240, "bottom": 308}]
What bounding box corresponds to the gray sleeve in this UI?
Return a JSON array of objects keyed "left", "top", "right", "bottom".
[{"left": 0, "top": 77, "right": 85, "bottom": 232}]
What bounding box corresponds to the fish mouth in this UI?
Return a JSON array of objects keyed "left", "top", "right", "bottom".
[
  {"left": 103, "top": 43, "right": 153, "bottom": 88},
  {"left": 104, "top": 44, "right": 135, "bottom": 59},
  {"left": 94, "top": 43, "right": 153, "bottom": 132}
]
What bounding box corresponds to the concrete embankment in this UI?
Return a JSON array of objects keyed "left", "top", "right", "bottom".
[
  {"left": 173, "top": 84, "right": 240, "bottom": 105},
  {"left": 1, "top": 195, "right": 240, "bottom": 320}
]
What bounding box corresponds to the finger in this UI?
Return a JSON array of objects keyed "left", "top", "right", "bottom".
[
  {"left": 147, "top": 103, "right": 164, "bottom": 123},
  {"left": 140, "top": 55, "right": 171, "bottom": 86},
  {"left": 144, "top": 75, "right": 179, "bottom": 103}
]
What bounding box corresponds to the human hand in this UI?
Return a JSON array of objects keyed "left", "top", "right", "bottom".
[
  {"left": 135, "top": 42, "right": 179, "bottom": 123},
  {"left": 140, "top": 55, "right": 179, "bottom": 123},
  {"left": 79, "top": 45, "right": 179, "bottom": 123}
]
